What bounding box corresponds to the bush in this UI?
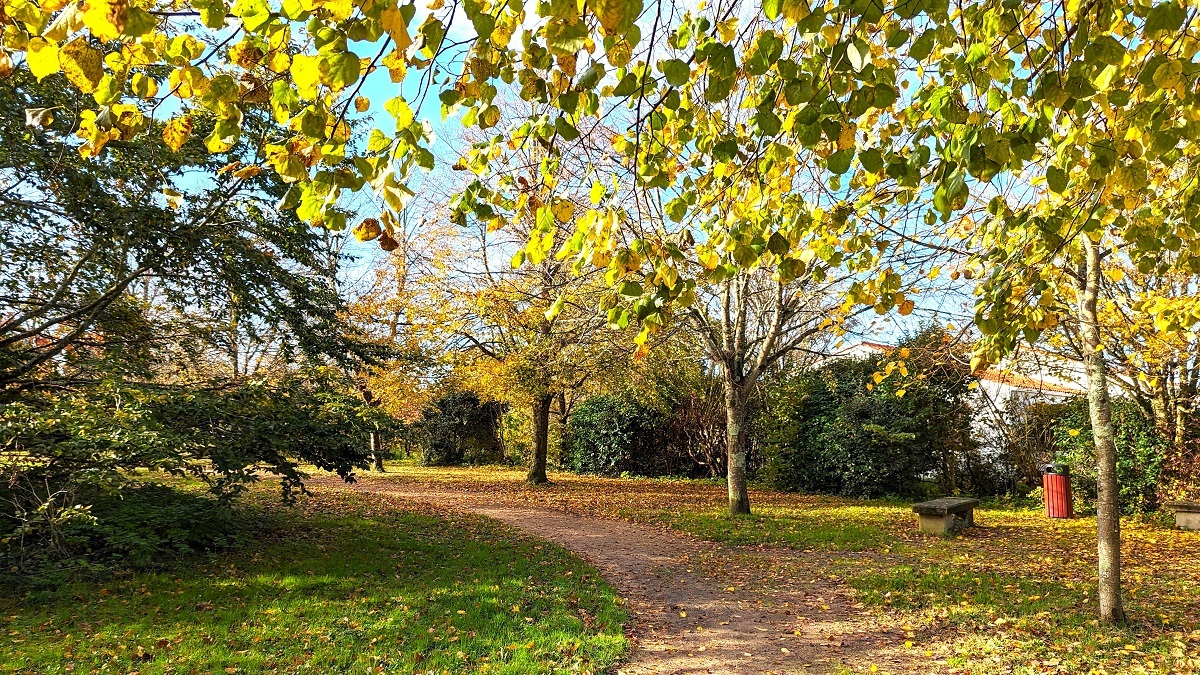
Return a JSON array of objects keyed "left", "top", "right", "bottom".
[
  {"left": 418, "top": 391, "right": 504, "bottom": 466},
  {"left": 1051, "top": 397, "right": 1166, "bottom": 515},
  {"left": 992, "top": 399, "right": 1069, "bottom": 493},
  {"left": 73, "top": 484, "right": 248, "bottom": 569},
  {"left": 563, "top": 395, "right": 664, "bottom": 477},
  {"left": 759, "top": 358, "right": 942, "bottom": 497},
  {"left": 759, "top": 326, "right": 980, "bottom": 498},
  {"left": 1, "top": 483, "right": 249, "bottom": 590},
  {"left": 0, "top": 371, "right": 377, "bottom": 581}
]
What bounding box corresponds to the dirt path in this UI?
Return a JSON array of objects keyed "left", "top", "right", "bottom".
[{"left": 317, "top": 476, "right": 915, "bottom": 674}]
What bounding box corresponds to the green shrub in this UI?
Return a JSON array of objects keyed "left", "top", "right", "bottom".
[
  {"left": 0, "top": 371, "right": 377, "bottom": 583},
  {"left": 74, "top": 484, "right": 249, "bottom": 569},
  {"left": 759, "top": 358, "right": 942, "bottom": 497},
  {"left": 1, "top": 483, "right": 250, "bottom": 590},
  {"left": 418, "top": 391, "right": 504, "bottom": 466},
  {"left": 1051, "top": 397, "right": 1166, "bottom": 515},
  {"left": 759, "top": 326, "right": 980, "bottom": 498},
  {"left": 564, "top": 395, "right": 664, "bottom": 477}
]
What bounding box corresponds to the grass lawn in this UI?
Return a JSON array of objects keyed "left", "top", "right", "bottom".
[
  {"left": 0, "top": 484, "right": 627, "bottom": 674},
  {"left": 373, "top": 463, "right": 1200, "bottom": 674}
]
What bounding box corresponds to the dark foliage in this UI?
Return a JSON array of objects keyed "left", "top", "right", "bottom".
[
  {"left": 418, "top": 391, "right": 504, "bottom": 466},
  {"left": 759, "top": 327, "right": 981, "bottom": 498},
  {"left": 1, "top": 69, "right": 383, "bottom": 394},
  {"left": 1, "top": 483, "right": 252, "bottom": 591},
  {"left": 70, "top": 484, "right": 249, "bottom": 569},
  {"left": 563, "top": 395, "right": 662, "bottom": 477},
  {"left": 0, "top": 371, "right": 380, "bottom": 580},
  {"left": 1051, "top": 397, "right": 1166, "bottom": 515}
]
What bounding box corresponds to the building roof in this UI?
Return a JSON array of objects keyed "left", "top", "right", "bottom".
[
  {"left": 975, "top": 368, "right": 1084, "bottom": 395},
  {"left": 828, "top": 340, "right": 1086, "bottom": 396}
]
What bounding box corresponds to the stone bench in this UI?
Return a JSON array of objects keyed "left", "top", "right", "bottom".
[
  {"left": 913, "top": 497, "right": 979, "bottom": 535},
  {"left": 1165, "top": 501, "right": 1200, "bottom": 531}
]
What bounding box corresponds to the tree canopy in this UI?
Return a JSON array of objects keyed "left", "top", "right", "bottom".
[{"left": 7, "top": 0, "right": 1200, "bottom": 625}]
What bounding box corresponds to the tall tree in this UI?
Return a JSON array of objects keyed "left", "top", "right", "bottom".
[
  {"left": 0, "top": 71, "right": 369, "bottom": 393},
  {"left": 686, "top": 269, "right": 843, "bottom": 514},
  {"left": 8, "top": 0, "right": 1200, "bottom": 625}
]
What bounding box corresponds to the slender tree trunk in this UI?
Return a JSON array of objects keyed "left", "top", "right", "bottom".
[
  {"left": 724, "top": 379, "right": 751, "bottom": 515},
  {"left": 370, "top": 431, "right": 385, "bottom": 472},
  {"left": 527, "top": 394, "right": 552, "bottom": 484},
  {"left": 1077, "top": 238, "right": 1126, "bottom": 624}
]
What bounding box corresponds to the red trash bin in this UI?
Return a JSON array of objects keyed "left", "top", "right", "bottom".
[{"left": 1041, "top": 463, "right": 1074, "bottom": 519}]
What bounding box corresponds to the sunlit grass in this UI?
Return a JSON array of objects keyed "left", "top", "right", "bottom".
[
  {"left": 1, "top": 485, "right": 627, "bottom": 674},
  {"left": 371, "top": 462, "right": 1200, "bottom": 673}
]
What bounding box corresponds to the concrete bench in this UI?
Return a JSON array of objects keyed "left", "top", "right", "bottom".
[
  {"left": 1165, "top": 501, "right": 1200, "bottom": 531},
  {"left": 913, "top": 497, "right": 979, "bottom": 535}
]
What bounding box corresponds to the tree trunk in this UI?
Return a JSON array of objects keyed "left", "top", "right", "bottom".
[
  {"left": 1077, "top": 238, "right": 1126, "bottom": 624},
  {"left": 370, "top": 431, "right": 385, "bottom": 472},
  {"left": 527, "top": 394, "right": 552, "bottom": 484},
  {"left": 724, "top": 380, "right": 751, "bottom": 516}
]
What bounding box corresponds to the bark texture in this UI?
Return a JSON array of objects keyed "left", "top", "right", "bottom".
[
  {"left": 527, "top": 394, "right": 552, "bottom": 484},
  {"left": 1077, "top": 238, "right": 1126, "bottom": 624},
  {"left": 724, "top": 380, "right": 751, "bottom": 516},
  {"left": 370, "top": 431, "right": 385, "bottom": 472}
]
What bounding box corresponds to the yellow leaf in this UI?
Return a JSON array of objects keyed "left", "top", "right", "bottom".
[
  {"left": 162, "top": 115, "right": 193, "bottom": 152},
  {"left": 552, "top": 199, "right": 575, "bottom": 222},
  {"left": 837, "top": 121, "right": 856, "bottom": 151},
  {"left": 353, "top": 217, "right": 382, "bottom": 241},
  {"left": 229, "top": 41, "right": 264, "bottom": 68},
  {"left": 355, "top": 95, "right": 370, "bottom": 112},
  {"left": 27, "top": 38, "right": 61, "bottom": 81},
  {"left": 0, "top": 51, "right": 12, "bottom": 79},
  {"left": 59, "top": 37, "right": 104, "bottom": 93},
  {"left": 131, "top": 71, "right": 158, "bottom": 98},
  {"left": 382, "top": 48, "right": 407, "bottom": 82},
  {"left": 896, "top": 389, "right": 906, "bottom": 398},
  {"left": 291, "top": 54, "right": 321, "bottom": 99},
  {"left": 716, "top": 18, "right": 738, "bottom": 42},
  {"left": 1153, "top": 60, "right": 1183, "bottom": 90},
  {"left": 233, "top": 164, "right": 262, "bottom": 179},
  {"left": 82, "top": 0, "right": 126, "bottom": 42},
  {"left": 381, "top": 5, "right": 412, "bottom": 55},
  {"left": 269, "top": 51, "right": 291, "bottom": 73},
  {"left": 782, "top": 0, "right": 810, "bottom": 23},
  {"left": 898, "top": 298, "right": 915, "bottom": 315},
  {"left": 162, "top": 187, "right": 183, "bottom": 209}
]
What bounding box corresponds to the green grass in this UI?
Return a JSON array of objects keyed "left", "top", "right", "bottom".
[
  {"left": 0, "top": 487, "right": 627, "bottom": 674},
  {"left": 372, "top": 465, "right": 1200, "bottom": 673},
  {"left": 627, "top": 502, "right": 902, "bottom": 551},
  {"left": 845, "top": 561, "right": 1200, "bottom": 673}
]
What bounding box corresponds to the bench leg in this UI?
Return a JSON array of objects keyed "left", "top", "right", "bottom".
[
  {"left": 1178, "top": 512, "right": 1200, "bottom": 531},
  {"left": 919, "top": 511, "right": 975, "bottom": 535},
  {"left": 918, "top": 514, "right": 951, "bottom": 535},
  {"left": 959, "top": 510, "right": 974, "bottom": 528}
]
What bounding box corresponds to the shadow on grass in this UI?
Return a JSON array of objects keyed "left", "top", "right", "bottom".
[{"left": 1, "top": 489, "right": 627, "bottom": 674}]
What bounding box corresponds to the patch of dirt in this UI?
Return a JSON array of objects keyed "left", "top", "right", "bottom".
[{"left": 316, "top": 476, "right": 918, "bottom": 674}]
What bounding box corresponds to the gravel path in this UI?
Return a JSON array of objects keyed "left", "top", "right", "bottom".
[{"left": 316, "top": 476, "right": 915, "bottom": 674}]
